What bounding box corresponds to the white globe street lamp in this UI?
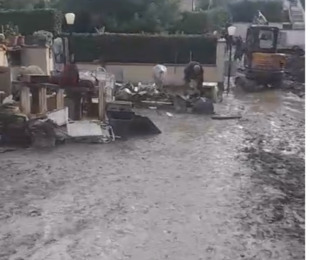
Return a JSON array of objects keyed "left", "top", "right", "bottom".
[
  {"left": 65, "top": 13, "right": 76, "bottom": 25},
  {"left": 65, "top": 13, "right": 76, "bottom": 63},
  {"left": 227, "top": 25, "right": 236, "bottom": 36}
]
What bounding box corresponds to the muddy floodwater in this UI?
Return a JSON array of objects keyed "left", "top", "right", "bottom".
[{"left": 0, "top": 90, "right": 304, "bottom": 260}]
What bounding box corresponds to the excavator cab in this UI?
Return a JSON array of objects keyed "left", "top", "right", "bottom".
[
  {"left": 242, "top": 25, "right": 286, "bottom": 86},
  {"left": 245, "top": 25, "right": 278, "bottom": 53}
]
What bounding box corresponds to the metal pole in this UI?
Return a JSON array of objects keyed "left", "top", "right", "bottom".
[
  {"left": 62, "top": 37, "right": 67, "bottom": 66},
  {"left": 227, "top": 36, "right": 232, "bottom": 94},
  {"left": 67, "top": 24, "right": 74, "bottom": 64},
  {"left": 69, "top": 28, "right": 73, "bottom": 63}
]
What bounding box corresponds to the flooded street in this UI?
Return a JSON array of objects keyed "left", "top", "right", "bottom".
[{"left": 0, "top": 90, "right": 304, "bottom": 260}]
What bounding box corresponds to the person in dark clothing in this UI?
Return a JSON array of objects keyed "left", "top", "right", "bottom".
[
  {"left": 234, "top": 36, "right": 244, "bottom": 61},
  {"left": 184, "top": 61, "right": 204, "bottom": 95}
]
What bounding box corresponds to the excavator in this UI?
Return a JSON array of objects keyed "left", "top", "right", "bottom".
[{"left": 235, "top": 11, "right": 287, "bottom": 91}]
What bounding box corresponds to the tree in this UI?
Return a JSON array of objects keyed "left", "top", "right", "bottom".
[
  {"left": 198, "top": 0, "right": 229, "bottom": 10},
  {"left": 228, "top": 0, "right": 283, "bottom": 23},
  {"left": 58, "top": 0, "right": 181, "bottom": 33},
  {"left": 0, "top": 0, "right": 40, "bottom": 9}
]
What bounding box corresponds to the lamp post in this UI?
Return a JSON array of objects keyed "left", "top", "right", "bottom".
[
  {"left": 227, "top": 25, "right": 236, "bottom": 94},
  {"left": 65, "top": 13, "right": 75, "bottom": 64}
]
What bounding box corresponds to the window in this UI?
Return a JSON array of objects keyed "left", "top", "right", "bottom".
[{"left": 259, "top": 30, "right": 274, "bottom": 49}]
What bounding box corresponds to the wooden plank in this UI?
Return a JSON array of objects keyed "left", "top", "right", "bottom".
[
  {"left": 211, "top": 115, "right": 242, "bottom": 120},
  {"left": 38, "top": 87, "right": 47, "bottom": 114},
  {"left": 56, "top": 88, "right": 65, "bottom": 109},
  {"left": 20, "top": 74, "right": 50, "bottom": 83},
  {"left": 20, "top": 86, "right": 31, "bottom": 115},
  {"left": 141, "top": 100, "right": 173, "bottom": 105}
]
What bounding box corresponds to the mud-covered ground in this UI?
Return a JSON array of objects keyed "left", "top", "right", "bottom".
[{"left": 0, "top": 89, "right": 304, "bottom": 260}]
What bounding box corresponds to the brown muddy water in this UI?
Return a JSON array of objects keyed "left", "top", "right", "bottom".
[{"left": 0, "top": 90, "right": 304, "bottom": 260}]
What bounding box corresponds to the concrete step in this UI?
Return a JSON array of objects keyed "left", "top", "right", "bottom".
[
  {"left": 291, "top": 17, "right": 304, "bottom": 22},
  {"left": 292, "top": 22, "right": 305, "bottom": 29},
  {"left": 290, "top": 9, "right": 304, "bottom": 23},
  {"left": 291, "top": 10, "right": 303, "bottom": 15},
  {"left": 291, "top": 16, "right": 304, "bottom": 21}
]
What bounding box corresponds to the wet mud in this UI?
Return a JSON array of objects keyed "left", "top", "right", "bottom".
[{"left": 0, "top": 89, "right": 304, "bottom": 260}]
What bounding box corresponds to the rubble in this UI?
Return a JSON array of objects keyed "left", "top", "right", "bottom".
[
  {"left": 115, "top": 82, "right": 167, "bottom": 102},
  {"left": 281, "top": 80, "right": 305, "bottom": 98},
  {"left": 113, "top": 77, "right": 219, "bottom": 116},
  {"left": 284, "top": 48, "right": 305, "bottom": 83}
]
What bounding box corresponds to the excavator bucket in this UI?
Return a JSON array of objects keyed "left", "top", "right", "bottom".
[
  {"left": 107, "top": 110, "right": 161, "bottom": 139},
  {"left": 129, "top": 115, "right": 161, "bottom": 135}
]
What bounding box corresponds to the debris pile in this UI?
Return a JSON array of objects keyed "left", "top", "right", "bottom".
[
  {"left": 115, "top": 82, "right": 168, "bottom": 102},
  {"left": 0, "top": 104, "right": 115, "bottom": 148},
  {"left": 285, "top": 52, "right": 305, "bottom": 83},
  {"left": 114, "top": 80, "right": 217, "bottom": 115},
  {"left": 0, "top": 99, "right": 29, "bottom": 146}
]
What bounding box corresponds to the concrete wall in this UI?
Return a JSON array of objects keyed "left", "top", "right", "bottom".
[
  {"left": 78, "top": 63, "right": 217, "bottom": 85},
  {"left": 279, "top": 30, "right": 305, "bottom": 49},
  {"left": 78, "top": 39, "right": 226, "bottom": 85}
]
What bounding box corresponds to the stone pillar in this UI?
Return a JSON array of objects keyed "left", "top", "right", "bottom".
[
  {"left": 98, "top": 80, "right": 107, "bottom": 122},
  {"left": 216, "top": 38, "right": 226, "bottom": 93}
]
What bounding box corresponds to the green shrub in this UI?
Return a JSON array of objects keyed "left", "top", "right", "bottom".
[
  {"left": 0, "top": 9, "right": 62, "bottom": 35},
  {"left": 69, "top": 33, "right": 217, "bottom": 64},
  {"left": 229, "top": 0, "right": 283, "bottom": 23},
  {"left": 174, "top": 11, "right": 209, "bottom": 34},
  {"left": 205, "top": 8, "right": 230, "bottom": 31}
]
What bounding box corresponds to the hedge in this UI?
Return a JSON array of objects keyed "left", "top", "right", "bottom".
[
  {"left": 70, "top": 33, "right": 217, "bottom": 65},
  {"left": 0, "top": 9, "right": 62, "bottom": 35},
  {"left": 228, "top": 0, "right": 283, "bottom": 23}
]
